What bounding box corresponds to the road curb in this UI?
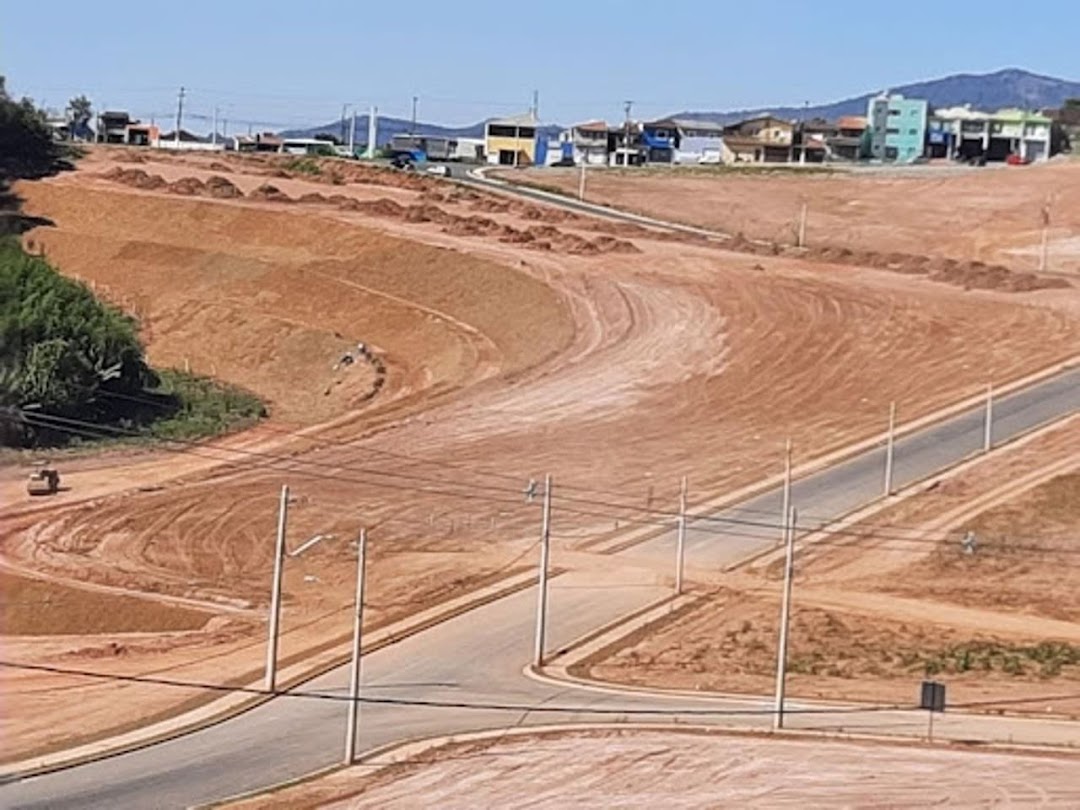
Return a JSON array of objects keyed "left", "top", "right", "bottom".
[{"left": 0, "top": 567, "right": 543, "bottom": 782}]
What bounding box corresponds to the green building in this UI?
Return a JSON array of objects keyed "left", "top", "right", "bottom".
[{"left": 866, "top": 93, "right": 928, "bottom": 163}]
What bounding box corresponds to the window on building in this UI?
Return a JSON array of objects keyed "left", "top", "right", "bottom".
[
  {"left": 886, "top": 128, "right": 899, "bottom": 135},
  {"left": 488, "top": 125, "right": 516, "bottom": 138},
  {"left": 885, "top": 146, "right": 898, "bottom": 160},
  {"left": 888, "top": 109, "right": 900, "bottom": 116},
  {"left": 909, "top": 129, "right": 918, "bottom": 135},
  {"left": 518, "top": 127, "right": 536, "bottom": 139}
]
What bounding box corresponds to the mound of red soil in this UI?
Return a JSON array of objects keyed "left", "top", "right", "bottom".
[
  {"left": 247, "top": 183, "right": 292, "bottom": 203},
  {"left": 204, "top": 175, "right": 242, "bottom": 199},
  {"left": 298, "top": 192, "right": 330, "bottom": 204},
  {"left": 167, "top": 177, "right": 207, "bottom": 196}
]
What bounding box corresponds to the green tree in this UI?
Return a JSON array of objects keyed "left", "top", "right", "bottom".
[
  {"left": 0, "top": 75, "right": 62, "bottom": 179},
  {"left": 68, "top": 94, "right": 93, "bottom": 127}
]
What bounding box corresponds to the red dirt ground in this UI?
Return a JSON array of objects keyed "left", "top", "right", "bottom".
[{"left": 3, "top": 148, "right": 1080, "bottom": 759}]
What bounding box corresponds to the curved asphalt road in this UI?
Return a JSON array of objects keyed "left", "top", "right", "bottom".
[{"left": 3, "top": 175, "right": 1078, "bottom": 808}]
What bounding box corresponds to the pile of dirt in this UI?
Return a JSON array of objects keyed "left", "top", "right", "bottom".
[
  {"left": 402, "top": 203, "right": 453, "bottom": 224},
  {"left": 931, "top": 261, "right": 1070, "bottom": 292},
  {"left": 207, "top": 162, "right": 234, "bottom": 174},
  {"left": 351, "top": 198, "right": 406, "bottom": 217},
  {"left": 167, "top": 177, "right": 207, "bottom": 196},
  {"left": 297, "top": 192, "right": 330, "bottom": 205},
  {"left": 470, "top": 198, "right": 512, "bottom": 214},
  {"left": 592, "top": 235, "right": 642, "bottom": 254},
  {"left": 204, "top": 175, "right": 242, "bottom": 199},
  {"left": 247, "top": 184, "right": 293, "bottom": 203},
  {"left": 442, "top": 216, "right": 501, "bottom": 237},
  {"left": 100, "top": 167, "right": 166, "bottom": 190}
]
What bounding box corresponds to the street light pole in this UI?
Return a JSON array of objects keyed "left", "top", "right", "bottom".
[
  {"left": 265, "top": 484, "right": 289, "bottom": 692},
  {"left": 533, "top": 474, "right": 553, "bottom": 668},
  {"left": 344, "top": 528, "right": 367, "bottom": 764},
  {"left": 773, "top": 506, "right": 797, "bottom": 730}
]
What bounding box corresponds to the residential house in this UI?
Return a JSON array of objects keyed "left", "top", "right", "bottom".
[
  {"left": 829, "top": 116, "right": 867, "bottom": 160},
  {"left": 609, "top": 121, "right": 644, "bottom": 167},
  {"left": 640, "top": 119, "right": 681, "bottom": 163},
  {"left": 793, "top": 118, "right": 835, "bottom": 163},
  {"left": 671, "top": 119, "right": 725, "bottom": 164},
  {"left": 485, "top": 112, "right": 540, "bottom": 166},
  {"left": 564, "top": 120, "right": 611, "bottom": 166},
  {"left": 125, "top": 123, "right": 160, "bottom": 147},
  {"left": 97, "top": 110, "right": 132, "bottom": 144},
  {"left": 1043, "top": 102, "right": 1079, "bottom": 153},
  {"left": 451, "top": 137, "right": 486, "bottom": 162},
  {"left": 866, "top": 93, "right": 928, "bottom": 163},
  {"left": 721, "top": 115, "right": 795, "bottom": 163}
]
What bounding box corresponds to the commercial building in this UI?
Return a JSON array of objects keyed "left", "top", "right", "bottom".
[
  {"left": 866, "top": 93, "right": 928, "bottom": 163},
  {"left": 485, "top": 112, "right": 540, "bottom": 166},
  {"left": 928, "top": 105, "right": 1053, "bottom": 162}
]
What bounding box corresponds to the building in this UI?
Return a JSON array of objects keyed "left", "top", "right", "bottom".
[
  {"left": 672, "top": 119, "right": 726, "bottom": 164},
  {"left": 640, "top": 119, "right": 681, "bottom": 163},
  {"left": 390, "top": 134, "right": 455, "bottom": 161},
  {"left": 563, "top": 120, "right": 611, "bottom": 166},
  {"left": 97, "top": 111, "right": 132, "bottom": 144},
  {"left": 485, "top": 112, "right": 540, "bottom": 166},
  {"left": 866, "top": 93, "right": 928, "bottom": 162},
  {"left": 721, "top": 115, "right": 795, "bottom": 163},
  {"left": 928, "top": 105, "right": 1053, "bottom": 162},
  {"left": 125, "top": 123, "right": 160, "bottom": 147},
  {"left": 793, "top": 118, "right": 835, "bottom": 163},
  {"left": 829, "top": 116, "right": 867, "bottom": 160},
  {"left": 451, "top": 137, "right": 486, "bottom": 162}
]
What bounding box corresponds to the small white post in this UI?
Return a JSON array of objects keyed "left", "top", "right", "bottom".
[
  {"left": 533, "top": 474, "right": 553, "bottom": 668},
  {"left": 773, "top": 506, "right": 797, "bottom": 730},
  {"left": 983, "top": 382, "right": 993, "bottom": 452},
  {"left": 779, "top": 438, "right": 792, "bottom": 545},
  {"left": 578, "top": 159, "right": 587, "bottom": 201},
  {"left": 675, "top": 475, "right": 688, "bottom": 595},
  {"left": 884, "top": 401, "right": 896, "bottom": 496},
  {"left": 797, "top": 202, "right": 808, "bottom": 248},
  {"left": 344, "top": 528, "right": 367, "bottom": 764},
  {"left": 366, "top": 106, "right": 378, "bottom": 159},
  {"left": 265, "top": 484, "right": 289, "bottom": 692}
]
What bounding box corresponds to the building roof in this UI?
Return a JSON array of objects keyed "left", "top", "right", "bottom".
[
  {"left": 727, "top": 114, "right": 793, "bottom": 130},
  {"left": 573, "top": 120, "right": 609, "bottom": 133},
  {"left": 992, "top": 107, "right": 1052, "bottom": 123},
  {"left": 836, "top": 116, "right": 866, "bottom": 130},
  {"left": 671, "top": 118, "right": 726, "bottom": 135},
  {"left": 487, "top": 112, "right": 540, "bottom": 128}
]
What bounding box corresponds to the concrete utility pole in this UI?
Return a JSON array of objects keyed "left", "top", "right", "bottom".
[
  {"left": 265, "top": 484, "right": 289, "bottom": 692},
  {"left": 175, "top": 86, "right": 186, "bottom": 147},
  {"left": 348, "top": 108, "right": 357, "bottom": 157},
  {"left": 780, "top": 438, "right": 792, "bottom": 545},
  {"left": 773, "top": 507, "right": 797, "bottom": 730},
  {"left": 344, "top": 528, "right": 367, "bottom": 764},
  {"left": 531, "top": 89, "right": 539, "bottom": 119},
  {"left": 675, "top": 476, "right": 689, "bottom": 594},
  {"left": 883, "top": 401, "right": 897, "bottom": 496},
  {"left": 623, "top": 100, "right": 633, "bottom": 167},
  {"left": 533, "top": 474, "right": 553, "bottom": 668},
  {"left": 367, "top": 106, "right": 378, "bottom": 159},
  {"left": 340, "top": 103, "right": 349, "bottom": 144},
  {"left": 211, "top": 106, "right": 219, "bottom": 147},
  {"left": 983, "top": 382, "right": 993, "bottom": 452},
  {"left": 411, "top": 95, "right": 418, "bottom": 137}
]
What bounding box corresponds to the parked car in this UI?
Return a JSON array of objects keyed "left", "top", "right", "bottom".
[
  {"left": 426, "top": 164, "right": 450, "bottom": 177},
  {"left": 1006, "top": 153, "right": 1032, "bottom": 166}
]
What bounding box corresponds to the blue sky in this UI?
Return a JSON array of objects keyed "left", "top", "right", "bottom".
[{"left": 3, "top": 0, "right": 1078, "bottom": 129}]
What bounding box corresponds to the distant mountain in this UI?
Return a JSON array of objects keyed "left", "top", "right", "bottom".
[
  {"left": 674, "top": 68, "right": 1080, "bottom": 124},
  {"left": 281, "top": 115, "right": 562, "bottom": 145}
]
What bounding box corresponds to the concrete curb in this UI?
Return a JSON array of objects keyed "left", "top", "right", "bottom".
[
  {"left": 0, "top": 567, "right": 543, "bottom": 781},
  {"left": 211, "top": 720, "right": 1080, "bottom": 808}
]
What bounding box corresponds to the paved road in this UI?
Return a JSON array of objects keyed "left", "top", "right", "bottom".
[
  {"left": 3, "top": 174, "right": 1078, "bottom": 807},
  {"left": 4, "top": 362, "right": 1077, "bottom": 808}
]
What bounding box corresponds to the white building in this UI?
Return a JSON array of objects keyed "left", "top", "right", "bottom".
[{"left": 672, "top": 119, "right": 725, "bottom": 164}]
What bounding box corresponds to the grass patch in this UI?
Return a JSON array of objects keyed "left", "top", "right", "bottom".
[
  {"left": 284, "top": 157, "right": 323, "bottom": 176},
  {"left": 143, "top": 369, "right": 265, "bottom": 441}
]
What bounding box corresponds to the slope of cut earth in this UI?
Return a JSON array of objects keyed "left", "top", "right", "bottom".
[
  {"left": 4, "top": 150, "right": 1080, "bottom": 759},
  {"left": 230, "top": 729, "right": 1080, "bottom": 809},
  {"left": 586, "top": 419, "right": 1080, "bottom": 715},
  {"left": 506, "top": 162, "right": 1080, "bottom": 274}
]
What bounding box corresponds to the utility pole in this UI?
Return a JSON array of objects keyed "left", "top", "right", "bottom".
[
  {"left": 675, "top": 476, "right": 688, "bottom": 594},
  {"left": 623, "top": 100, "right": 633, "bottom": 167},
  {"left": 265, "top": 484, "right": 289, "bottom": 692},
  {"left": 211, "top": 106, "right": 219, "bottom": 147},
  {"left": 348, "top": 107, "right": 357, "bottom": 157},
  {"left": 883, "top": 401, "right": 897, "bottom": 496},
  {"left": 773, "top": 507, "right": 797, "bottom": 730},
  {"left": 340, "top": 103, "right": 349, "bottom": 144},
  {"left": 367, "top": 106, "right": 378, "bottom": 159},
  {"left": 411, "top": 95, "right": 418, "bottom": 137},
  {"left": 533, "top": 474, "right": 553, "bottom": 668},
  {"left": 344, "top": 528, "right": 367, "bottom": 764},
  {"left": 175, "top": 86, "right": 186, "bottom": 147},
  {"left": 983, "top": 382, "right": 993, "bottom": 452},
  {"left": 780, "top": 438, "right": 792, "bottom": 545},
  {"left": 531, "top": 89, "right": 540, "bottom": 119}
]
